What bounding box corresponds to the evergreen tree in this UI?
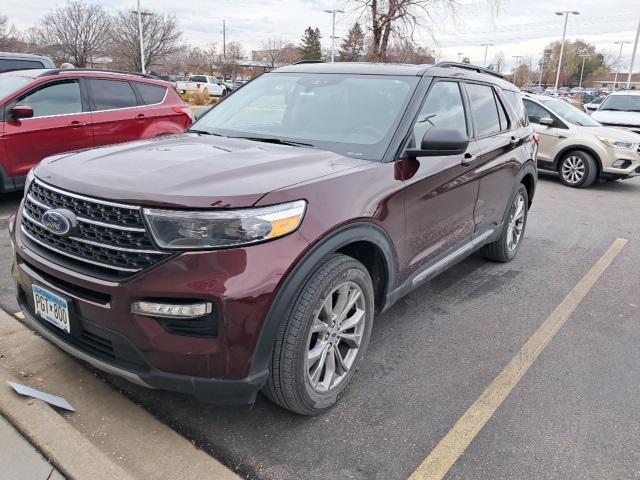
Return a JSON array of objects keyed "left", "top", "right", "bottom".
[
  {"left": 300, "top": 27, "right": 322, "bottom": 60},
  {"left": 338, "top": 22, "right": 365, "bottom": 62}
]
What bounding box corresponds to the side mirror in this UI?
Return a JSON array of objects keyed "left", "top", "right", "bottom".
[
  {"left": 539, "top": 117, "right": 554, "bottom": 126},
  {"left": 10, "top": 105, "right": 34, "bottom": 120},
  {"left": 407, "top": 128, "right": 469, "bottom": 157}
]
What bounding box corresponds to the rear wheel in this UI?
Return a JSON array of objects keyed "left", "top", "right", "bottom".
[
  {"left": 482, "top": 184, "right": 528, "bottom": 263},
  {"left": 559, "top": 151, "right": 597, "bottom": 188},
  {"left": 264, "top": 254, "right": 374, "bottom": 415}
]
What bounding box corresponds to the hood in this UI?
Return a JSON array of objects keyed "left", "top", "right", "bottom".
[
  {"left": 35, "top": 133, "right": 370, "bottom": 208},
  {"left": 575, "top": 125, "right": 640, "bottom": 143},
  {"left": 591, "top": 109, "right": 640, "bottom": 127}
]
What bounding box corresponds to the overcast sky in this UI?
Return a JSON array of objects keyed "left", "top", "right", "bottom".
[{"left": 3, "top": 0, "right": 639, "bottom": 71}]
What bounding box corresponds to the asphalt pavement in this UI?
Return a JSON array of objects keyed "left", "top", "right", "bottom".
[{"left": 0, "top": 173, "right": 638, "bottom": 480}]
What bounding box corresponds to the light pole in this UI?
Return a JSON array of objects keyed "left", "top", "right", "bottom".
[
  {"left": 132, "top": 0, "right": 152, "bottom": 73},
  {"left": 481, "top": 42, "right": 493, "bottom": 67},
  {"left": 538, "top": 52, "right": 551, "bottom": 88},
  {"left": 613, "top": 41, "right": 631, "bottom": 90},
  {"left": 457, "top": 52, "right": 464, "bottom": 62},
  {"left": 554, "top": 10, "right": 579, "bottom": 91},
  {"left": 627, "top": 17, "right": 640, "bottom": 89},
  {"left": 324, "top": 9, "right": 345, "bottom": 63},
  {"left": 578, "top": 53, "right": 590, "bottom": 88},
  {"left": 512, "top": 55, "right": 522, "bottom": 86}
]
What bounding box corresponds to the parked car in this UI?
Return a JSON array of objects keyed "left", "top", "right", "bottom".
[
  {"left": 591, "top": 90, "right": 640, "bottom": 135},
  {"left": 523, "top": 93, "right": 640, "bottom": 187},
  {"left": 157, "top": 74, "right": 185, "bottom": 88},
  {"left": 0, "top": 52, "right": 55, "bottom": 72},
  {"left": 176, "top": 75, "right": 228, "bottom": 97},
  {"left": 583, "top": 96, "right": 605, "bottom": 113},
  {"left": 10, "top": 62, "right": 537, "bottom": 415},
  {"left": 0, "top": 68, "right": 193, "bottom": 193}
]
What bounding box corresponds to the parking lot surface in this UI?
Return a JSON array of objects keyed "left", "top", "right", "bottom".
[{"left": 1, "top": 173, "right": 638, "bottom": 480}]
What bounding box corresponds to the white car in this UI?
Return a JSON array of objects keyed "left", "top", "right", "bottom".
[
  {"left": 176, "top": 75, "right": 228, "bottom": 97},
  {"left": 583, "top": 96, "right": 605, "bottom": 114},
  {"left": 591, "top": 91, "right": 640, "bottom": 135}
]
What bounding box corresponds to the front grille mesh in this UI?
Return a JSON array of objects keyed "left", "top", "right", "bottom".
[{"left": 21, "top": 180, "right": 169, "bottom": 275}]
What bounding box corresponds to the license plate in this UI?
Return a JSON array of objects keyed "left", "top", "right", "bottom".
[{"left": 32, "top": 285, "right": 70, "bottom": 333}]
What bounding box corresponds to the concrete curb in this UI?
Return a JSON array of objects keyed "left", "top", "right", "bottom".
[
  {"left": 0, "top": 367, "right": 133, "bottom": 480},
  {"left": 0, "top": 309, "right": 241, "bottom": 480}
]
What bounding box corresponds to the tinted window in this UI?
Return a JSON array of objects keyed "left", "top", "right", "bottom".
[
  {"left": 0, "top": 59, "right": 45, "bottom": 72},
  {"left": 135, "top": 83, "right": 166, "bottom": 105},
  {"left": 190, "top": 76, "right": 208, "bottom": 83},
  {"left": 599, "top": 94, "right": 640, "bottom": 112},
  {"left": 18, "top": 81, "right": 82, "bottom": 117},
  {"left": 523, "top": 100, "right": 551, "bottom": 124},
  {"left": 89, "top": 79, "right": 138, "bottom": 110},
  {"left": 466, "top": 83, "right": 501, "bottom": 137},
  {"left": 495, "top": 92, "right": 509, "bottom": 131},
  {"left": 503, "top": 90, "right": 529, "bottom": 126},
  {"left": 412, "top": 81, "right": 466, "bottom": 147}
]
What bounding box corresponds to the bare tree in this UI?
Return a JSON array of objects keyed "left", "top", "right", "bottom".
[
  {"left": 492, "top": 51, "right": 505, "bottom": 73},
  {"left": 257, "top": 37, "right": 289, "bottom": 68},
  {"left": 0, "top": 14, "right": 18, "bottom": 50},
  {"left": 33, "top": 1, "right": 112, "bottom": 67},
  {"left": 350, "top": 0, "right": 499, "bottom": 62},
  {"left": 385, "top": 40, "right": 435, "bottom": 63},
  {"left": 109, "top": 10, "right": 182, "bottom": 72}
]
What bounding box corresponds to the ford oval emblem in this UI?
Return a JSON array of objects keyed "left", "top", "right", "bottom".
[{"left": 41, "top": 209, "right": 76, "bottom": 237}]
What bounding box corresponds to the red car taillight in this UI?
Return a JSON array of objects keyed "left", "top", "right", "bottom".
[
  {"left": 173, "top": 105, "right": 194, "bottom": 122},
  {"left": 533, "top": 133, "right": 541, "bottom": 144}
]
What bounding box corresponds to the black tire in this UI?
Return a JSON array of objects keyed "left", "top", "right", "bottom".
[
  {"left": 558, "top": 150, "right": 598, "bottom": 188},
  {"left": 482, "top": 184, "right": 529, "bottom": 263},
  {"left": 263, "top": 254, "right": 374, "bottom": 415}
]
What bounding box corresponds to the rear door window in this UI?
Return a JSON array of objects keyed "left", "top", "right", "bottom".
[
  {"left": 88, "top": 79, "right": 138, "bottom": 111},
  {"left": 0, "top": 59, "right": 45, "bottom": 72},
  {"left": 17, "top": 80, "right": 82, "bottom": 117},
  {"left": 134, "top": 83, "right": 167, "bottom": 105},
  {"left": 503, "top": 90, "right": 529, "bottom": 126},
  {"left": 466, "top": 83, "right": 501, "bottom": 137}
]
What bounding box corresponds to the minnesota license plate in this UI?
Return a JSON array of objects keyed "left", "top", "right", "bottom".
[{"left": 32, "top": 285, "right": 70, "bottom": 333}]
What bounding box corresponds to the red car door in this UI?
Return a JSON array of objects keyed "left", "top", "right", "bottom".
[
  {"left": 3, "top": 79, "right": 93, "bottom": 182},
  {"left": 86, "top": 78, "right": 158, "bottom": 147}
]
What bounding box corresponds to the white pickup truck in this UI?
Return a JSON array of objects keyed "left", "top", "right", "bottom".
[{"left": 176, "top": 75, "right": 228, "bottom": 97}]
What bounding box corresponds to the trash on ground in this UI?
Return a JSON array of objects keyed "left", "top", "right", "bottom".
[{"left": 7, "top": 381, "right": 75, "bottom": 412}]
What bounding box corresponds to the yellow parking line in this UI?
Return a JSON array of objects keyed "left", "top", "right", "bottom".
[{"left": 409, "top": 238, "right": 628, "bottom": 480}]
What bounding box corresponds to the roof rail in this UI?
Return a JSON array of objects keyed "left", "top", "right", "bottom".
[
  {"left": 294, "top": 60, "right": 324, "bottom": 64},
  {"left": 37, "top": 68, "right": 159, "bottom": 79},
  {"left": 433, "top": 61, "right": 504, "bottom": 79}
]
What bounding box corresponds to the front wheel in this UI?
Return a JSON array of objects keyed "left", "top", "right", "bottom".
[
  {"left": 482, "top": 184, "right": 529, "bottom": 263},
  {"left": 263, "top": 254, "right": 374, "bottom": 415},
  {"left": 559, "top": 151, "right": 597, "bottom": 188}
]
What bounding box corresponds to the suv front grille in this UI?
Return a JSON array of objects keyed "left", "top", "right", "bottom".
[{"left": 21, "top": 179, "right": 170, "bottom": 276}]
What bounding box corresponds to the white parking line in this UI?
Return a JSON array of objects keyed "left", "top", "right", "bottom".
[{"left": 409, "top": 238, "right": 629, "bottom": 480}]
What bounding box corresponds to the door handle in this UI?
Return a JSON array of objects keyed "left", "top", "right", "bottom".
[
  {"left": 461, "top": 153, "right": 476, "bottom": 166},
  {"left": 69, "top": 121, "right": 85, "bottom": 127}
]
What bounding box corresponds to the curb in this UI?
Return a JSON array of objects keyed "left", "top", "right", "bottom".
[{"left": 0, "top": 366, "right": 133, "bottom": 480}]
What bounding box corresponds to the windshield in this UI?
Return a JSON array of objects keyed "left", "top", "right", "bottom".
[
  {"left": 540, "top": 98, "right": 601, "bottom": 127},
  {"left": 599, "top": 94, "right": 640, "bottom": 112},
  {"left": 0, "top": 75, "right": 31, "bottom": 101},
  {"left": 192, "top": 72, "right": 419, "bottom": 160}
]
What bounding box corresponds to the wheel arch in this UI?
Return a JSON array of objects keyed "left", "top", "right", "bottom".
[
  {"left": 516, "top": 161, "right": 537, "bottom": 207},
  {"left": 250, "top": 222, "right": 398, "bottom": 376}
]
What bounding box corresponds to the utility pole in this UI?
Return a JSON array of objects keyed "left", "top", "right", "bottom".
[
  {"left": 512, "top": 55, "right": 522, "bottom": 86},
  {"left": 223, "top": 19, "right": 226, "bottom": 59},
  {"left": 613, "top": 40, "right": 631, "bottom": 90},
  {"left": 538, "top": 52, "right": 550, "bottom": 88},
  {"left": 626, "top": 17, "right": 640, "bottom": 89},
  {"left": 132, "top": 0, "right": 152, "bottom": 73},
  {"left": 554, "top": 10, "right": 579, "bottom": 91},
  {"left": 578, "top": 52, "right": 590, "bottom": 88},
  {"left": 457, "top": 52, "right": 463, "bottom": 62},
  {"left": 481, "top": 42, "right": 493, "bottom": 67},
  {"left": 324, "top": 9, "right": 344, "bottom": 62}
]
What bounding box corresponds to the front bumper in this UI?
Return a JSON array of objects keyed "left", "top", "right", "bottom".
[{"left": 11, "top": 203, "right": 310, "bottom": 404}]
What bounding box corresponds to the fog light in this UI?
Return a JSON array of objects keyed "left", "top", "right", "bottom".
[
  {"left": 612, "top": 160, "right": 630, "bottom": 169},
  {"left": 131, "top": 301, "right": 212, "bottom": 318}
]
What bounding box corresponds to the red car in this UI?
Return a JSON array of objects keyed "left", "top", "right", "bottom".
[{"left": 0, "top": 68, "right": 193, "bottom": 193}]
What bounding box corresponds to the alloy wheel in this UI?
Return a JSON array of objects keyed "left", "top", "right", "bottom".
[
  {"left": 506, "top": 193, "right": 526, "bottom": 252},
  {"left": 306, "top": 281, "right": 366, "bottom": 393},
  {"left": 561, "top": 156, "right": 586, "bottom": 185}
]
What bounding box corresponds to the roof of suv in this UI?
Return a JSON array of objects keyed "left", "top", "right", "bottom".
[
  {"left": 607, "top": 90, "right": 640, "bottom": 96},
  {"left": 0, "top": 68, "right": 171, "bottom": 87},
  {"left": 275, "top": 61, "right": 518, "bottom": 91}
]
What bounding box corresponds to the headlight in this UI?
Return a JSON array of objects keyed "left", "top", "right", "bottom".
[
  {"left": 597, "top": 136, "right": 636, "bottom": 150},
  {"left": 143, "top": 200, "right": 307, "bottom": 250}
]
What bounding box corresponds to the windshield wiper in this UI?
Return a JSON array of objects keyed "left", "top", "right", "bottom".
[
  {"left": 229, "top": 136, "right": 315, "bottom": 148},
  {"left": 188, "top": 129, "right": 223, "bottom": 136}
]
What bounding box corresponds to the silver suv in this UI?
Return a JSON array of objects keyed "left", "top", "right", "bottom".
[
  {"left": 591, "top": 90, "right": 640, "bottom": 135},
  {"left": 523, "top": 94, "right": 640, "bottom": 187}
]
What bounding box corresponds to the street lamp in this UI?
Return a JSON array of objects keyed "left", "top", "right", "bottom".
[
  {"left": 578, "top": 52, "right": 590, "bottom": 89},
  {"left": 132, "top": 0, "right": 152, "bottom": 74},
  {"left": 512, "top": 55, "right": 522, "bottom": 85},
  {"left": 613, "top": 40, "right": 631, "bottom": 90},
  {"left": 324, "top": 9, "right": 345, "bottom": 63},
  {"left": 538, "top": 51, "right": 551, "bottom": 88},
  {"left": 554, "top": 10, "right": 580, "bottom": 91},
  {"left": 481, "top": 42, "right": 494, "bottom": 67}
]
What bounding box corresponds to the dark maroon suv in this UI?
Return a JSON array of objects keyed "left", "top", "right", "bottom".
[{"left": 10, "top": 62, "right": 537, "bottom": 415}]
